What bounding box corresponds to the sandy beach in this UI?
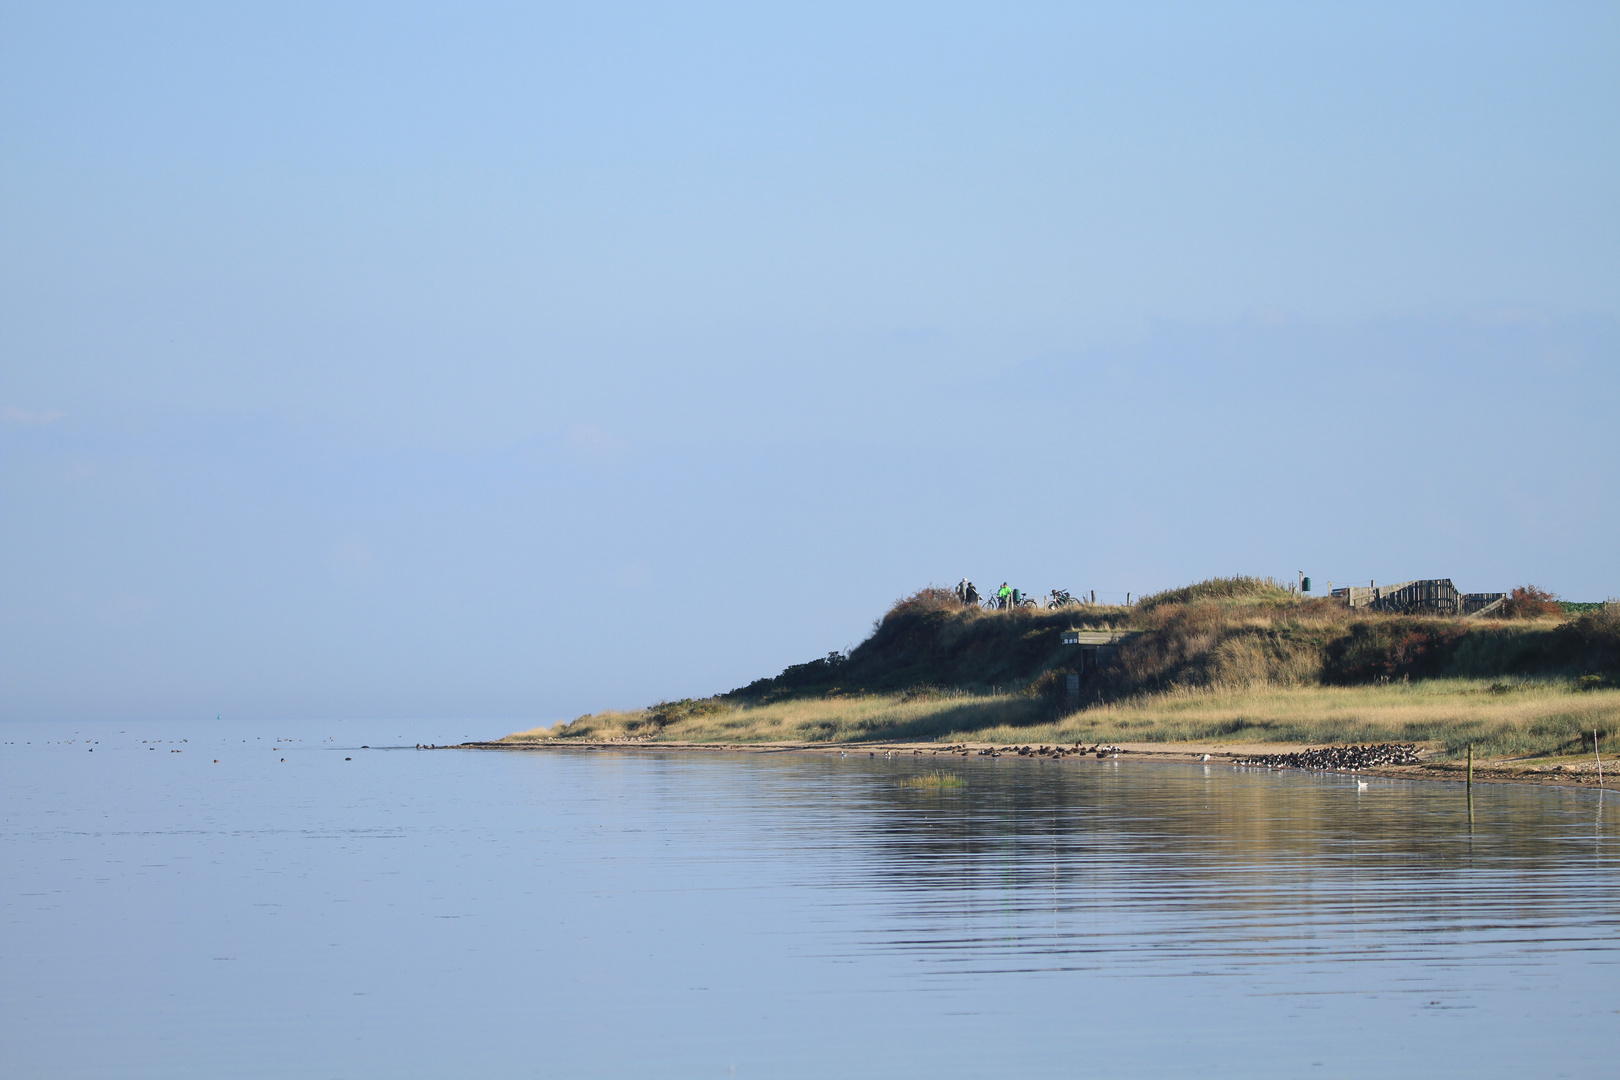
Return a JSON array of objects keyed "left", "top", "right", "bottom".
[{"left": 457, "top": 738, "right": 1613, "bottom": 790}]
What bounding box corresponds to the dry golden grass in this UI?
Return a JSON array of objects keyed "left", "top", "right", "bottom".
[
  {"left": 505, "top": 690, "right": 1045, "bottom": 745},
  {"left": 966, "top": 680, "right": 1620, "bottom": 758},
  {"left": 503, "top": 679, "right": 1620, "bottom": 760}
]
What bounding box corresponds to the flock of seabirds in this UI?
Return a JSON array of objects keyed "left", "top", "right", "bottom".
[
  {"left": 843, "top": 742, "right": 1422, "bottom": 771},
  {"left": 845, "top": 744, "right": 1130, "bottom": 760}
]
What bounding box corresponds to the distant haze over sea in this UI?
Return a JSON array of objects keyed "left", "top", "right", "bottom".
[{"left": 2, "top": 3, "right": 1615, "bottom": 723}]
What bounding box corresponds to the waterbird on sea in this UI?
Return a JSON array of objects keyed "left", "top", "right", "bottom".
[{"left": 1357, "top": 779, "right": 1369, "bottom": 791}]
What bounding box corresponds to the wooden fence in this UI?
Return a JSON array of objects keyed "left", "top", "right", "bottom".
[{"left": 1329, "top": 580, "right": 1506, "bottom": 617}]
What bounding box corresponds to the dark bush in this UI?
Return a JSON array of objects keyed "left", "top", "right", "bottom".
[
  {"left": 1549, "top": 605, "right": 1620, "bottom": 674},
  {"left": 728, "top": 651, "right": 849, "bottom": 699},
  {"left": 636, "top": 698, "right": 730, "bottom": 732},
  {"left": 1323, "top": 620, "right": 1469, "bottom": 684}
]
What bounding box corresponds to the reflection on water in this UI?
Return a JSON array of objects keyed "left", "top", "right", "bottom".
[{"left": 4, "top": 721, "right": 1617, "bottom": 1079}]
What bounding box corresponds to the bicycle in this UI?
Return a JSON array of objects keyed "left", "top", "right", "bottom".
[{"left": 1047, "top": 589, "right": 1082, "bottom": 609}]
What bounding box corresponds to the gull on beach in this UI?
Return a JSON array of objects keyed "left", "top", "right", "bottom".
[{"left": 1201, "top": 754, "right": 1211, "bottom": 762}]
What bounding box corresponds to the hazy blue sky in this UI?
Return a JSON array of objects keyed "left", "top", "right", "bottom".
[{"left": 3, "top": 2, "right": 1616, "bottom": 724}]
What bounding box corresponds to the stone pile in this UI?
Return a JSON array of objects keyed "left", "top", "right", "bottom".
[{"left": 1234, "top": 743, "right": 1421, "bottom": 770}]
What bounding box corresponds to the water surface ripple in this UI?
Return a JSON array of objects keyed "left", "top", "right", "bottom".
[{"left": 3, "top": 720, "right": 1616, "bottom": 1078}]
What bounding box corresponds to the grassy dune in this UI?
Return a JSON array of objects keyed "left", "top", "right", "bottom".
[
  {"left": 504, "top": 579, "right": 1619, "bottom": 760},
  {"left": 502, "top": 679, "right": 1620, "bottom": 760},
  {"left": 507, "top": 690, "right": 1044, "bottom": 745}
]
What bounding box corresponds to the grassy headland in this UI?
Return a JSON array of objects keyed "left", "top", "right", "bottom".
[{"left": 505, "top": 578, "right": 1620, "bottom": 763}]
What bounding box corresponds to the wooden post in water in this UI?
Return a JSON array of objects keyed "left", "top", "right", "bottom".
[
  {"left": 1596, "top": 728, "right": 1604, "bottom": 788},
  {"left": 1467, "top": 742, "right": 1475, "bottom": 824}
]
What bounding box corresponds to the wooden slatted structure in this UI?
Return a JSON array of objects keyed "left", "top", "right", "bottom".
[{"left": 1329, "top": 580, "right": 1505, "bottom": 616}]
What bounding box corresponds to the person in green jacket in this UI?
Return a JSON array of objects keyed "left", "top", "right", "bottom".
[{"left": 997, "top": 582, "right": 1011, "bottom": 610}]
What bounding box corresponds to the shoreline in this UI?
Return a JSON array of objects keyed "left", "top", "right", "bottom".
[{"left": 458, "top": 738, "right": 1613, "bottom": 790}]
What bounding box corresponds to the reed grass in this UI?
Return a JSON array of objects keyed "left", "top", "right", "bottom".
[{"left": 899, "top": 770, "right": 965, "bottom": 789}]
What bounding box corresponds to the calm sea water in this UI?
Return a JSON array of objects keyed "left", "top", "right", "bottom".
[{"left": 3, "top": 719, "right": 1617, "bottom": 1079}]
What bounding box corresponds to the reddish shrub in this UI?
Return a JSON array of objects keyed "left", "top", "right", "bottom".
[{"left": 1500, "top": 585, "right": 1562, "bottom": 619}]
